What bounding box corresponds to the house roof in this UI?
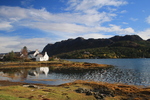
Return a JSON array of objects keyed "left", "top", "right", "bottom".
[
  {"left": 0, "top": 53, "right": 6, "bottom": 58},
  {"left": 28, "top": 51, "right": 36, "bottom": 55},
  {"left": 36, "top": 54, "right": 43, "bottom": 57}
]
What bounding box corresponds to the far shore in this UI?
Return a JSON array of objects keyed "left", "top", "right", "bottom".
[{"left": 0, "top": 60, "right": 113, "bottom": 70}]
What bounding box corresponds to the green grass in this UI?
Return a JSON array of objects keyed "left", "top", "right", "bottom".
[
  {"left": 0, "top": 80, "right": 149, "bottom": 100},
  {"left": 0, "top": 84, "right": 96, "bottom": 100},
  {"left": 0, "top": 94, "right": 29, "bottom": 100}
]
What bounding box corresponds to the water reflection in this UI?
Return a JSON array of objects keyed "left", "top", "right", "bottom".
[
  {"left": 28, "top": 67, "right": 49, "bottom": 76},
  {"left": 0, "top": 67, "right": 49, "bottom": 81},
  {"left": 46, "top": 67, "right": 150, "bottom": 86},
  {"left": 0, "top": 68, "right": 28, "bottom": 81},
  {"left": 0, "top": 65, "right": 150, "bottom": 86}
]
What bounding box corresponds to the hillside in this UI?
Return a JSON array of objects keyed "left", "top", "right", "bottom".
[{"left": 42, "top": 35, "right": 150, "bottom": 58}]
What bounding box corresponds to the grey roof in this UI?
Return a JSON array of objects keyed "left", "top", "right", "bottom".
[{"left": 28, "top": 51, "right": 36, "bottom": 55}]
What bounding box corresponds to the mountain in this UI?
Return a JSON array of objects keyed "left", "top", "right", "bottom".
[{"left": 42, "top": 35, "right": 150, "bottom": 58}]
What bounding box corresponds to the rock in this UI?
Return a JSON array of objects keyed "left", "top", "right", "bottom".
[
  {"left": 75, "top": 87, "right": 115, "bottom": 99},
  {"left": 94, "top": 94, "right": 104, "bottom": 100},
  {"left": 23, "top": 84, "right": 40, "bottom": 89},
  {"left": 22, "top": 85, "right": 30, "bottom": 88},
  {"left": 75, "top": 88, "right": 85, "bottom": 93},
  {"left": 93, "top": 87, "right": 114, "bottom": 96},
  {"left": 86, "top": 91, "right": 93, "bottom": 95}
]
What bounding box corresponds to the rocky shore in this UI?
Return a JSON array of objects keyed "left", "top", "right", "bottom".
[{"left": 0, "top": 80, "right": 150, "bottom": 100}]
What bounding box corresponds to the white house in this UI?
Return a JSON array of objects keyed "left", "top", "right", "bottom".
[
  {"left": 28, "top": 50, "right": 40, "bottom": 59},
  {"left": 28, "top": 50, "right": 49, "bottom": 61},
  {"left": 36, "top": 52, "right": 49, "bottom": 61}
]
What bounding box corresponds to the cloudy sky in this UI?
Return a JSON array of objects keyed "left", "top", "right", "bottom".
[{"left": 0, "top": 0, "right": 150, "bottom": 53}]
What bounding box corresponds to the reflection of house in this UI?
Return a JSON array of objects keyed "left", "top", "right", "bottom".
[
  {"left": 28, "top": 67, "right": 49, "bottom": 76},
  {"left": 28, "top": 50, "right": 49, "bottom": 61}
]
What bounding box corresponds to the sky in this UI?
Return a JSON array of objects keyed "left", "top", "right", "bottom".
[{"left": 0, "top": 0, "right": 150, "bottom": 53}]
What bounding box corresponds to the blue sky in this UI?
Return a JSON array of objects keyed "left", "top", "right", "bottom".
[{"left": 0, "top": 0, "right": 150, "bottom": 53}]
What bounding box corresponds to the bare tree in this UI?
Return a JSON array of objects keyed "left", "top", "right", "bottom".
[{"left": 21, "top": 46, "right": 28, "bottom": 58}]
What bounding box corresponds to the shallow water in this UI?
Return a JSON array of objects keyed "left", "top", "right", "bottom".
[{"left": 0, "top": 58, "right": 150, "bottom": 86}]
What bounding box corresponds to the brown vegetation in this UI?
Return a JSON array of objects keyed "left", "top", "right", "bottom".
[
  {"left": 61, "top": 80, "right": 150, "bottom": 100},
  {"left": 0, "top": 60, "right": 112, "bottom": 70},
  {"left": 0, "top": 80, "right": 150, "bottom": 100}
]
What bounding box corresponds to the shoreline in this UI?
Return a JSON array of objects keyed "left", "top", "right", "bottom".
[
  {"left": 1, "top": 60, "right": 149, "bottom": 99},
  {"left": 0, "top": 80, "right": 150, "bottom": 100},
  {"left": 0, "top": 60, "right": 113, "bottom": 69}
]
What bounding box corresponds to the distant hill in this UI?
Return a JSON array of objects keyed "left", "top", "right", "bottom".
[{"left": 42, "top": 35, "right": 150, "bottom": 58}]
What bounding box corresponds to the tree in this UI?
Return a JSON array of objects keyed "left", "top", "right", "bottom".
[
  {"left": 21, "top": 46, "right": 28, "bottom": 58},
  {"left": 4, "top": 51, "right": 16, "bottom": 61}
]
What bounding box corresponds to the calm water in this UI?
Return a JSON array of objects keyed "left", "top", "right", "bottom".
[{"left": 0, "top": 59, "right": 150, "bottom": 86}]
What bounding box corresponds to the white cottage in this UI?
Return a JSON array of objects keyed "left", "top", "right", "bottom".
[
  {"left": 36, "top": 52, "right": 49, "bottom": 61},
  {"left": 28, "top": 50, "right": 39, "bottom": 59},
  {"left": 28, "top": 50, "right": 49, "bottom": 61}
]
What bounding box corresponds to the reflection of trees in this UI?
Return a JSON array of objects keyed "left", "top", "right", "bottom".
[
  {"left": 0, "top": 67, "right": 50, "bottom": 81},
  {"left": 0, "top": 68, "right": 29, "bottom": 81}
]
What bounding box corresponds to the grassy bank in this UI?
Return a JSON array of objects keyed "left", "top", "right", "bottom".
[
  {"left": 0, "top": 60, "right": 113, "bottom": 70},
  {"left": 0, "top": 80, "right": 149, "bottom": 100}
]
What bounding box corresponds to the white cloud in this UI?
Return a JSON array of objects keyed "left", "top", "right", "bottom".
[
  {"left": 0, "top": 6, "right": 117, "bottom": 33},
  {"left": 146, "top": 16, "right": 150, "bottom": 24},
  {"left": 0, "top": 36, "right": 52, "bottom": 53},
  {"left": 137, "top": 29, "right": 150, "bottom": 40},
  {"left": 0, "top": 36, "right": 20, "bottom": 53},
  {"left": 67, "top": 0, "right": 127, "bottom": 13},
  {"left": 122, "top": 22, "right": 128, "bottom": 24},
  {"left": 82, "top": 33, "right": 113, "bottom": 39},
  {"left": 95, "top": 24, "right": 135, "bottom": 34},
  {"left": 20, "top": 38, "right": 51, "bottom": 51},
  {"left": 0, "top": 22, "right": 13, "bottom": 30},
  {"left": 120, "top": 10, "right": 127, "bottom": 13},
  {"left": 21, "top": 0, "right": 34, "bottom": 7},
  {"left": 0, "top": 6, "right": 28, "bottom": 19},
  {"left": 0, "top": 0, "right": 128, "bottom": 34},
  {"left": 130, "top": 18, "right": 138, "bottom": 21}
]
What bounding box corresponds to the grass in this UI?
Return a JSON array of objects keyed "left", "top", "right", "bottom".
[
  {"left": 0, "top": 80, "right": 149, "bottom": 100},
  {"left": 0, "top": 60, "right": 113, "bottom": 70},
  {"left": 0, "top": 94, "right": 29, "bottom": 100},
  {"left": 0, "top": 83, "right": 96, "bottom": 100}
]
